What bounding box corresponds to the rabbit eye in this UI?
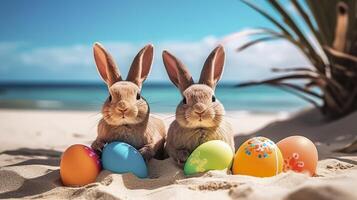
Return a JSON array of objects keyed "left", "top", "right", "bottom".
[
  {"left": 182, "top": 97, "right": 187, "bottom": 104},
  {"left": 136, "top": 93, "right": 141, "bottom": 100},
  {"left": 212, "top": 95, "right": 216, "bottom": 102},
  {"left": 108, "top": 95, "right": 112, "bottom": 102}
]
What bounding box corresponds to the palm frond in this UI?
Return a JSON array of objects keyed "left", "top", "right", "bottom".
[
  {"left": 267, "top": 0, "right": 327, "bottom": 72},
  {"left": 236, "top": 36, "right": 283, "bottom": 52},
  {"left": 271, "top": 67, "right": 315, "bottom": 73},
  {"left": 235, "top": 0, "right": 357, "bottom": 119},
  {"left": 291, "top": 0, "right": 327, "bottom": 45},
  {"left": 240, "top": 0, "right": 293, "bottom": 37}
]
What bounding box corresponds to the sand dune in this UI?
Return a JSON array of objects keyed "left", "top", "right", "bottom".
[{"left": 0, "top": 109, "right": 356, "bottom": 199}]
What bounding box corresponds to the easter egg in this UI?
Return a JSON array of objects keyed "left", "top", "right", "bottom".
[
  {"left": 60, "top": 144, "right": 101, "bottom": 186},
  {"left": 232, "top": 137, "right": 283, "bottom": 177},
  {"left": 102, "top": 142, "right": 148, "bottom": 178},
  {"left": 277, "top": 135, "right": 318, "bottom": 176},
  {"left": 184, "top": 140, "right": 234, "bottom": 175}
]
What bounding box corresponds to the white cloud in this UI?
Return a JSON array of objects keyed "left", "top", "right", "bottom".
[
  {"left": 19, "top": 45, "right": 92, "bottom": 70},
  {"left": 0, "top": 42, "right": 24, "bottom": 55},
  {"left": 0, "top": 42, "right": 27, "bottom": 72},
  {"left": 0, "top": 32, "right": 312, "bottom": 82}
]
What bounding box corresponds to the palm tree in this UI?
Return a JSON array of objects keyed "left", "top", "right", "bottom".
[{"left": 235, "top": 0, "right": 357, "bottom": 120}]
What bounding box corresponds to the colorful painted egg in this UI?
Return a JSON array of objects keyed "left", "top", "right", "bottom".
[
  {"left": 232, "top": 137, "right": 283, "bottom": 177},
  {"left": 60, "top": 144, "right": 101, "bottom": 186},
  {"left": 277, "top": 135, "right": 318, "bottom": 176},
  {"left": 184, "top": 140, "right": 234, "bottom": 175},
  {"left": 102, "top": 142, "right": 148, "bottom": 178}
]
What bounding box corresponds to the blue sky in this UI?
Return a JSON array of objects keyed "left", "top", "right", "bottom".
[{"left": 0, "top": 0, "right": 311, "bottom": 83}]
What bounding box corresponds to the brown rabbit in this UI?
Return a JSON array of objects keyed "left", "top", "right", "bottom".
[
  {"left": 91, "top": 43, "right": 166, "bottom": 161},
  {"left": 162, "top": 45, "right": 234, "bottom": 166}
]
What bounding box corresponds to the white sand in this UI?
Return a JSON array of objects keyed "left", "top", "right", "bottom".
[{"left": 0, "top": 109, "right": 356, "bottom": 200}]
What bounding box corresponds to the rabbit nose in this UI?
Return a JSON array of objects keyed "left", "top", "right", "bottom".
[
  {"left": 193, "top": 103, "right": 206, "bottom": 114},
  {"left": 117, "top": 108, "right": 127, "bottom": 113},
  {"left": 195, "top": 111, "right": 204, "bottom": 116}
]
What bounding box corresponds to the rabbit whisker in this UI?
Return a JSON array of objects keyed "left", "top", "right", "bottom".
[
  {"left": 87, "top": 111, "right": 103, "bottom": 118},
  {"left": 206, "top": 103, "right": 220, "bottom": 111},
  {"left": 203, "top": 113, "right": 239, "bottom": 119}
]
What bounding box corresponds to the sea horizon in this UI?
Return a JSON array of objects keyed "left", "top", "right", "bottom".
[{"left": 0, "top": 81, "right": 315, "bottom": 113}]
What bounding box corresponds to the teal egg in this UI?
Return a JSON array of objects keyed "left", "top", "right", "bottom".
[
  {"left": 102, "top": 142, "right": 148, "bottom": 178},
  {"left": 184, "top": 140, "right": 234, "bottom": 175}
]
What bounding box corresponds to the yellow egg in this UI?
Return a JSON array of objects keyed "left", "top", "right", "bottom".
[{"left": 232, "top": 137, "right": 283, "bottom": 177}]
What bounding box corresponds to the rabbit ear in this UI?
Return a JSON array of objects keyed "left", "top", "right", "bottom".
[
  {"left": 93, "top": 43, "right": 122, "bottom": 86},
  {"left": 127, "top": 44, "right": 154, "bottom": 88},
  {"left": 199, "top": 45, "right": 225, "bottom": 90},
  {"left": 162, "top": 50, "right": 193, "bottom": 92}
]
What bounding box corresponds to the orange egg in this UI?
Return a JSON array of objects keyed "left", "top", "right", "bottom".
[
  {"left": 60, "top": 144, "right": 101, "bottom": 186},
  {"left": 277, "top": 136, "right": 318, "bottom": 176},
  {"left": 232, "top": 137, "right": 283, "bottom": 177}
]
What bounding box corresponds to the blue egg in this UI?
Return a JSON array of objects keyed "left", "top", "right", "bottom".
[{"left": 102, "top": 142, "right": 148, "bottom": 178}]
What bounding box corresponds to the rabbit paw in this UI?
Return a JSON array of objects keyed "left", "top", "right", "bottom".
[
  {"left": 91, "top": 140, "right": 105, "bottom": 156},
  {"left": 176, "top": 149, "right": 190, "bottom": 166},
  {"left": 139, "top": 146, "right": 154, "bottom": 161}
]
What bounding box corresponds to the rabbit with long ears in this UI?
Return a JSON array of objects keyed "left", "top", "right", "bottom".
[
  {"left": 91, "top": 43, "right": 166, "bottom": 161},
  {"left": 162, "top": 45, "right": 235, "bottom": 166}
]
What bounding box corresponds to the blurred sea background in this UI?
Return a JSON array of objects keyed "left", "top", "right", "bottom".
[
  {"left": 0, "top": 83, "right": 312, "bottom": 113},
  {"left": 0, "top": 0, "right": 318, "bottom": 115}
]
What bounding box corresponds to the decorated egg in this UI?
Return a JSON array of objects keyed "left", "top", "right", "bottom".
[
  {"left": 277, "top": 135, "right": 318, "bottom": 176},
  {"left": 102, "top": 142, "right": 148, "bottom": 178},
  {"left": 232, "top": 137, "right": 283, "bottom": 177},
  {"left": 184, "top": 140, "right": 234, "bottom": 175},
  {"left": 60, "top": 144, "right": 101, "bottom": 186}
]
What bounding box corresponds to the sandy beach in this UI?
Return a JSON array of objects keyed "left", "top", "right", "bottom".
[
  {"left": 0, "top": 109, "right": 356, "bottom": 200},
  {"left": 1, "top": 0, "right": 356, "bottom": 199}
]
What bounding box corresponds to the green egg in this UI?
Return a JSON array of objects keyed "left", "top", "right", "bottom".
[{"left": 184, "top": 140, "right": 234, "bottom": 175}]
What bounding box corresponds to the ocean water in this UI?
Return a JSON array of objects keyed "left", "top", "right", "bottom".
[{"left": 0, "top": 83, "right": 314, "bottom": 113}]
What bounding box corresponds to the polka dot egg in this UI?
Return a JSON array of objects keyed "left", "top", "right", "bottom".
[{"left": 232, "top": 137, "right": 283, "bottom": 177}]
